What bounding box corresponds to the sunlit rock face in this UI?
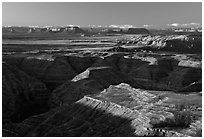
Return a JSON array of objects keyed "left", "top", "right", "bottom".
[
  {"left": 3, "top": 83, "right": 201, "bottom": 137},
  {"left": 112, "top": 35, "right": 201, "bottom": 53}
]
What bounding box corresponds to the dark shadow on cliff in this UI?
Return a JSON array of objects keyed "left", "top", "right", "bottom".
[
  {"left": 3, "top": 101, "right": 145, "bottom": 137},
  {"left": 3, "top": 54, "right": 202, "bottom": 93},
  {"left": 2, "top": 63, "right": 51, "bottom": 125}
]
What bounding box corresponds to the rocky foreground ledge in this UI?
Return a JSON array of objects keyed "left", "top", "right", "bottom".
[{"left": 3, "top": 83, "right": 201, "bottom": 137}]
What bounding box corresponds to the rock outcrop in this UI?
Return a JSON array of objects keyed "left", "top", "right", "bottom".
[
  {"left": 3, "top": 52, "right": 201, "bottom": 93},
  {"left": 114, "top": 35, "right": 202, "bottom": 53},
  {"left": 3, "top": 55, "right": 97, "bottom": 90}
]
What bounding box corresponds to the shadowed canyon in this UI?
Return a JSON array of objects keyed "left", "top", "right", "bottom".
[{"left": 2, "top": 26, "right": 202, "bottom": 137}]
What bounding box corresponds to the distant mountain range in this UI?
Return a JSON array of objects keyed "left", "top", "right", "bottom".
[
  {"left": 167, "top": 23, "right": 201, "bottom": 28},
  {"left": 2, "top": 25, "right": 150, "bottom": 35},
  {"left": 2, "top": 23, "right": 202, "bottom": 37},
  {"left": 3, "top": 22, "right": 202, "bottom": 29}
]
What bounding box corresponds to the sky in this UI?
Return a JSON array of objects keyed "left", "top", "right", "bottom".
[{"left": 2, "top": 2, "right": 202, "bottom": 27}]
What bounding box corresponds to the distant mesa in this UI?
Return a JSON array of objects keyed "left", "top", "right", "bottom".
[
  {"left": 127, "top": 28, "right": 150, "bottom": 34},
  {"left": 2, "top": 25, "right": 150, "bottom": 35}
]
